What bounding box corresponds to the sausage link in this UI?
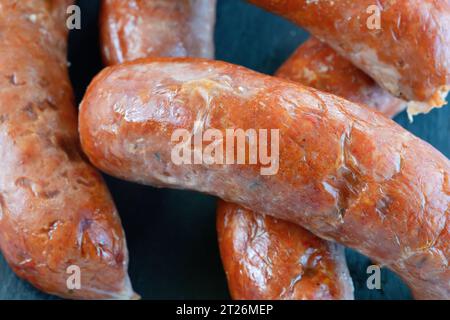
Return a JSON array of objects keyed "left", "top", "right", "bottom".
[
  {"left": 0, "top": 0, "right": 134, "bottom": 299},
  {"left": 79, "top": 58, "right": 449, "bottom": 299},
  {"left": 247, "top": 0, "right": 450, "bottom": 116},
  {"left": 217, "top": 202, "right": 354, "bottom": 299},
  {"left": 217, "top": 36, "right": 408, "bottom": 300},
  {"left": 100, "top": 1, "right": 354, "bottom": 300},
  {"left": 276, "top": 38, "right": 406, "bottom": 118},
  {"left": 100, "top": 0, "right": 216, "bottom": 65},
  {"left": 48, "top": 0, "right": 74, "bottom": 29}
]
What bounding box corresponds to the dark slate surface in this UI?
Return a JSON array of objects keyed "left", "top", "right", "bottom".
[{"left": 0, "top": 0, "right": 448, "bottom": 300}]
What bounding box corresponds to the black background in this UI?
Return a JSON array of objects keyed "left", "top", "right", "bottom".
[{"left": 0, "top": 0, "right": 448, "bottom": 300}]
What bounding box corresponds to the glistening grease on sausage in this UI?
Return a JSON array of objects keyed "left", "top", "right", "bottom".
[
  {"left": 79, "top": 58, "right": 449, "bottom": 299},
  {"left": 217, "top": 202, "right": 354, "bottom": 300},
  {"left": 276, "top": 38, "right": 406, "bottom": 119},
  {"left": 247, "top": 0, "right": 450, "bottom": 117},
  {"left": 217, "top": 36, "right": 408, "bottom": 300},
  {"left": 100, "top": 0, "right": 216, "bottom": 66},
  {"left": 100, "top": 1, "right": 354, "bottom": 300},
  {"left": 0, "top": 0, "right": 135, "bottom": 299}
]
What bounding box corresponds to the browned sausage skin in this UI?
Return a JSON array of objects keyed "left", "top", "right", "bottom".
[
  {"left": 248, "top": 0, "right": 450, "bottom": 117},
  {"left": 217, "top": 202, "right": 354, "bottom": 300},
  {"left": 276, "top": 38, "right": 406, "bottom": 119},
  {"left": 48, "top": 0, "right": 75, "bottom": 28},
  {"left": 100, "top": 0, "right": 216, "bottom": 66},
  {"left": 217, "top": 36, "right": 408, "bottom": 300},
  {"left": 0, "top": 0, "right": 135, "bottom": 299},
  {"left": 100, "top": 0, "right": 354, "bottom": 300},
  {"left": 79, "top": 58, "right": 449, "bottom": 299}
]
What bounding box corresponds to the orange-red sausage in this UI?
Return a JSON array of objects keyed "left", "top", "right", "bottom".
[
  {"left": 217, "top": 202, "right": 354, "bottom": 299},
  {"left": 217, "top": 36, "right": 408, "bottom": 300},
  {"left": 100, "top": 1, "right": 354, "bottom": 300},
  {"left": 79, "top": 58, "right": 450, "bottom": 299},
  {"left": 100, "top": 0, "right": 216, "bottom": 65},
  {"left": 48, "top": 0, "right": 74, "bottom": 28},
  {"left": 276, "top": 38, "right": 406, "bottom": 118},
  {"left": 0, "top": 0, "right": 134, "bottom": 299},
  {"left": 248, "top": 0, "right": 450, "bottom": 116}
]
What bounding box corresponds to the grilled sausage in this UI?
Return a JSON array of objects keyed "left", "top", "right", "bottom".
[
  {"left": 217, "top": 36, "right": 409, "bottom": 300},
  {"left": 217, "top": 202, "right": 354, "bottom": 299},
  {"left": 79, "top": 58, "right": 449, "bottom": 299},
  {"left": 100, "top": 1, "right": 354, "bottom": 300},
  {"left": 0, "top": 0, "right": 134, "bottom": 299},
  {"left": 247, "top": 0, "right": 450, "bottom": 117},
  {"left": 48, "top": 0, "right": 74, "bottom": 28},
  {"left": 276, "top": 38, "right": 406, "bottom": 118},
  {"left": 100, "top": 0, "right": 216, "bottom": 66}
]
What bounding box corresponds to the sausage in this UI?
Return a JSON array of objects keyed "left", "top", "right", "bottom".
[
  {"left": 217, "top": 202, "right": 354, "bottom": 299},
  {"left": 100, "top": 1, "right": 354, "bottom": 300},
  {"left": 79, "top": 58, "right": 449, "bottom": 299},
  {"left": 48, "top": 0, "right": 74, "bottom": 29},
  {"left": 100, "top": 0, "right": 216, "bottom": 66},
  {"left": 217, "top": 36, "right": 409, "bottom": 300},
  {"left": 0, "top": 0, "right": 135, "bottom": 299},
  {"left": 247, "top": 0, "right": 450, "bottom": 117},
  {"left": 276, "top": 38, "right": 406, "bottom": 119}
]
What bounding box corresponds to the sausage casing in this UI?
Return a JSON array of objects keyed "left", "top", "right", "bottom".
[
  {"left": 79, "top": 58, "right": 449, "bottom": 299},
  {"left": 276, "top": 38, "right": 406, "bottom": 118},
  {"left": 100, "top": 2, "right": 354, "bottom": 300},
  {"left": 100, "top": 0, "right": 216, "bottom": 65},
  {"left": 248, "top": 0, "right": 450, "bottom": 116},
  {"left": 217, "top": 202, "right": 354, "bottom": 299},
  {"left": 0, "top": 0, "right": 134, "bottom": 299},
  {"left": 217, "top": 36, "right": 409, "bottom": 300}
]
